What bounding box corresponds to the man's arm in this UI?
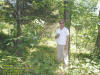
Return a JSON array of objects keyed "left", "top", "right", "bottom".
[
  {"left": 64, "top": 35, "right": 69, "bottom": 50},
  {"left": 64, "top": 28, "right": 69, "bottom": 50},
  {"left": 66, "top": 35, "right": 69, "bottom": 45}
]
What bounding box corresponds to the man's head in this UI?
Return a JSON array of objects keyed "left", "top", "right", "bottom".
[{"left": 59, "top": 20, "right": 64, "bottom": 29}]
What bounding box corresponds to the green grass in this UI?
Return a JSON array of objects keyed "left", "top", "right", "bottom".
[{"left": 0, "top": 38, "right": 100, "bottom": 75}]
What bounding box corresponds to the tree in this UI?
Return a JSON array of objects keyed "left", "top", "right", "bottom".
[
  {"left": 0, "top": 0, "right": 58, "bottom": 56},
  {"left": 63, "top": 0, "right": 73, "bottom": 62},
  {"left": 95, "top": 0, "right": 100, "bottom": 51},
  {"left": 96, "top": 10, "right": 100, "bottom": 50}
]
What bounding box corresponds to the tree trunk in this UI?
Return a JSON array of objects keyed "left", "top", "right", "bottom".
[
  {"left": 96, "top": 10, "right": 100, "bottom": 50},
  {"left": 75, "top": 27, "right": 78, "bottom": 51},
  {"left": 15, "top": 0, "right": 24, "bottom": 56},
  {"left": 16, "top": 0, "right": 22, "bottom": 37},
  {"left": 63, "top": 0, "right": 72, "bottom": 67},
  {"left": 64, "top": 0, "right": 72, "bottom": 62}
]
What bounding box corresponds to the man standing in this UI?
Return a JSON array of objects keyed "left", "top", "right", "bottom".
[{"left": 55, "top": 20, "right": 69, "bottom": 65}]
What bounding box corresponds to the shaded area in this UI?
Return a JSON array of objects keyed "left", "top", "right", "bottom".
[
  {"left": 0, "top": 43, "right": 60, "bottom": 75},
  {"left": 29, "top": 45, "right": 59, "bottom": 75},
  {"left": 71, "top": 52, "right": 100, "bottom": 63}
]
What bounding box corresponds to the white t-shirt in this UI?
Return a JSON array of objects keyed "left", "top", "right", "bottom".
[{"left": 56, "top": 27, "right": 69, "bottom": 45}]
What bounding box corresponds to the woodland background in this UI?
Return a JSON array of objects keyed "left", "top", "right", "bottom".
[{"left": 0, "top": 0, "right": 100, "bottom": 75}]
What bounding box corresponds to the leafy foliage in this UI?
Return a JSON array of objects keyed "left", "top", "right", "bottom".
[{"left": 0, "top": 0, "right": 100, "bottom": 75}]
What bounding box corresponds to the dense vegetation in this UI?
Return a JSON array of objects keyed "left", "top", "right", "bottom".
[{"left": 0, "top": 0, "right": 100, "bottom": 75}]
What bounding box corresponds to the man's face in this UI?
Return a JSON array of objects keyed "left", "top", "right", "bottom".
[{"left": 59, "top": 21, "right": 64, "bottom": 28}]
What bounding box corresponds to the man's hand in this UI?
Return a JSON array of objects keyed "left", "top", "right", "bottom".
[
  {"left": 64, "top": 45, "right": 68, "bottom": 50},
  {"left": 55, "top": 34, "right": 60, "bottom": 39}
]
